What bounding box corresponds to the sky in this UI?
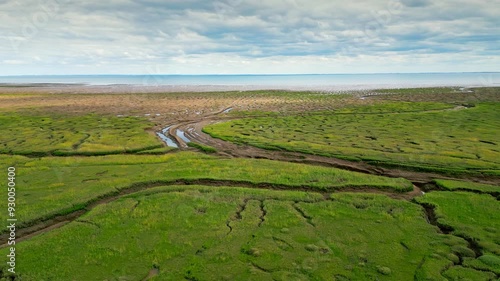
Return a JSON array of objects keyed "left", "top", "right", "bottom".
[{"left": 0, "top": 0, "right": 499, "bottom": 75}]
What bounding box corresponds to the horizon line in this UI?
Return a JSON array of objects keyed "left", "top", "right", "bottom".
[{"left": 0, "top": 71, "right": 499, "bottom": 77}]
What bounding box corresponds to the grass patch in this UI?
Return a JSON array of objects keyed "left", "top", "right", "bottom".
[
  {"left": 0, "top": 152, "right": 412, "bottom": 227},
  {"left": 0, "top": 112, "right": 162, "bottom": 155},
  {"left": 204, "top": 102, "right": 500, "bottom": 175},
  {"left": 333, "top": 101, "right": 456, "bottom": 114},
  {"left": 442, "top": 266, "right": 497, "bottom": 280},
  {"left": 434, "top": 179, "right": 499, "bottom": 195},
  {"left": 0, "top": 188, "right": 468, "bottom": 280},
  {"left": 416, "top": 192, "right": 500, "bottom": 268},
  {"left": 187, "top": 142, "right": 217, "bottom": 153},
  {"left": 415, "top": 192, "right": 500, "bottom": 256},
  {"left": 136, "top": 147, "right": 174, "bottom": 155},
  {"left": 414, "top": 192, "right": 500, "bottom": 278}
]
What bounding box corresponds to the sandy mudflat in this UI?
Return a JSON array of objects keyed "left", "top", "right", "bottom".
[
  {"left": 0, "top": 83, "right": 488, "bottom": 121},
  {"left": 0, "top": 82, "right": 471, "bottom": 94}
]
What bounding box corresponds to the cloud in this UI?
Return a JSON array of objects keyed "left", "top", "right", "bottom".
[
  {"left": 400, "top": 0, "right": 430, "bottom": 7},
  {"left": 0, "top": 0, "right": 498, "bottom": 75}
]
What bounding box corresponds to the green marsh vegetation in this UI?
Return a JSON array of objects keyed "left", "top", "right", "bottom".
[
  {"left": 373, "top": 87, "right": 500, "bottom": 103},
  {"left": 0, "top": 112, "right": 164, "bottom": 156},
  {"left": 434, "top": 179, "right": 499, "bottom": 196},
  {"left": 0, "top": 186, "right": 484, "bottom": 280},
  {"left": 187, "top": 142, "right": 218, "bottom": 153},
  {"left": 205, "top": 102, "right": 500, "bottom": 175},
  {"left": 0, "top": 87, "right": 499, "bottom": 280},
  {"left": 0, "top": 152, "right": 412, "bottom": 229},
  {"left": 415, "top": 192, "right": 500, "bottom": 277}
]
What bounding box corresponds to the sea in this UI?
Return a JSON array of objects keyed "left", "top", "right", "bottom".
[{"left": 0, "top": 73, "right": 498, "bottom": 91}]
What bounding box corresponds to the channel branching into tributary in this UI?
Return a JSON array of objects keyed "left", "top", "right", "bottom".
[
  {"left": 2, "top": 105, "right": 497, "bottom": 279},
  {"left": 1, "top": 179, "right": 497, "bottom": 278},
  {"left": 149, "top": 107, "right": 500, "bottom": 278},
  {"left": 157, "top": 115, "right": 499, "bottom": 187},
  {"left": 1, "top": 178, "right": 424, "bottom": 245}
]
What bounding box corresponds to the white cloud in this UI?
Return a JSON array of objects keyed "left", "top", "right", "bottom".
[{"left": 0, "top": 0, "right": 498, "bottom": 75}]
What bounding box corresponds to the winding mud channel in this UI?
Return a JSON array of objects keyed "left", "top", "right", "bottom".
[
  {"left": 156, "top": 107, "right": 499, "bottom": 186},
  {"left": 155, "top": 126, "right": 179, "bottom": 148},
  {"left": 0, "top": 179, "right": 422, "bottom": 246},
  {"left": 2, "top": 105, "right": 497, "bottom": 248}
]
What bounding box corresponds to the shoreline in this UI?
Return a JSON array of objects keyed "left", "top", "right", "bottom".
[{"left": 0, "top": 83, "right": 491, "bottom": 94}]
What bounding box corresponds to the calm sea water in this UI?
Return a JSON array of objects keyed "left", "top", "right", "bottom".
[{"left": 0, "top": 73, "right": 498, "bottom": 90}]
